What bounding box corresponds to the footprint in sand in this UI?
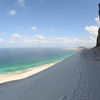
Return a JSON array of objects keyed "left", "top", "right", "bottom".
[{"left": 59, "top": 96, "right": 69, "bottom": 100}]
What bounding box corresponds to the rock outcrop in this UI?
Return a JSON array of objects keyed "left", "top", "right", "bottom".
[{"left": 96, "top": 4, "right": 100, "bottom": 47}]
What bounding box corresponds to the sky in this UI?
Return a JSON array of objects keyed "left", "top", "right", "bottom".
[{"left": 0, "top": 0, "right": 100, "bottom": 48}]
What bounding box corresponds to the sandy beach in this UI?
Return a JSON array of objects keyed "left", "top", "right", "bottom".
[
  {"left": 0, "top": 61, "right": 61, "bottom": 84},
  {"left": 1, "top": 48, "right": 100, "bottom": 100}
]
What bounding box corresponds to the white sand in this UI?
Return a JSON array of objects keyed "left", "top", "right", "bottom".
[
  {"left": 1, "top": 48, "right": 100, "bottom": 100},
  {"left": 0, "top": 61, "right": 60, "bottom": 84}
]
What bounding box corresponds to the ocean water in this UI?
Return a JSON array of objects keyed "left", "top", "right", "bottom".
[{"left": 0, "top": 48, "right": 77, "bottom": 75}]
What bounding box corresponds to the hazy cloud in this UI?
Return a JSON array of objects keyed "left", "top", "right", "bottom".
[
  {"left": 95, "top": 17, "right": 99, "bottom": 24},
  {"left": 31, "top": 26, "right": 38, "bottom": 31},
  {"left": 11, "top": 33, "right": 22, "bottom": 39},
  {"left": 0, "top": 32, "right": 6, "bottom": 36},
  {"left": 89, "top": 36, "right": 96, "bottom": 42},
  {"left": 8, "top": 10, "right": 16, "bottom": 15},
  {"left": 0, "top": 38, "right": 3, "bottom": 43},
  {"left": 17, "top": 0, "right": 25, "bottom": 7},
  {"left": 6, "top": 34, "right": 95, "bottom": 47},
  {"left": 85, "top": 26, "right": 98, "bottom": 36}
]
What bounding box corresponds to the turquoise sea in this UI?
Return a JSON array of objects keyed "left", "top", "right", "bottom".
[{"left": 0, "top": 48, "right": 77, "bottom": 75}]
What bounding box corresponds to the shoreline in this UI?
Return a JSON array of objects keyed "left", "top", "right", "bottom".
[{"left": 0, "top": 60, "right": 61, "bottom": 84}]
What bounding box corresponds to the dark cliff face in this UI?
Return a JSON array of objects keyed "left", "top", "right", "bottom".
[
  {"left": 99, "top": 3, "right": 100, "bottom": 17},
  {"left": 96, "top": 28, "right": 100, "bottom": 47},
  {"left": 96, "top": 4, "right": 100, "bottom": 47}
]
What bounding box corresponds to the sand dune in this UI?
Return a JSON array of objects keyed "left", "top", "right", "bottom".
[{"left": 0, "top": 48, "right": 100, "bottom": 100}]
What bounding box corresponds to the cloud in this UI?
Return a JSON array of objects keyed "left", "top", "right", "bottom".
[
  {"left": 95, "top": 17, "right": 99, "bottom": 23},
  {"left": 95, "top": 17, "right": 100, "bottom": 27},
  {"left": 33, "top": 34, "right": 45, "bottom": 39},
  {"left": 0, "top": 32, "right": 6, "bottom": 35},
  {"left": 0, "top": 38, "right": 3, "bottom": 43},
  {"left": 85, "top": 26, "right": 98, "bottom": 36},
  {"left": 31, "top": 26, "right": 38, "bottom": 31},
  {"left": 17, "top": 0, "right": 25, "bottom": 7},
  {"left": 89, "top": 36, "right": 96, "bottom": 42},
  {"left": 84, "top": 17, "right": 99, "bottom": 46},
  {"left": 11, "top": 33, "right": 22, "bottom": 39},
  {"left": 9, "top": 39, "right": 16, "bottom": 44},
  {"left": 8, "top": 10, "right": 16, "bottom": 15},
  {"left": 7, "top": 34, "right": 95, "bottom": 47}
]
